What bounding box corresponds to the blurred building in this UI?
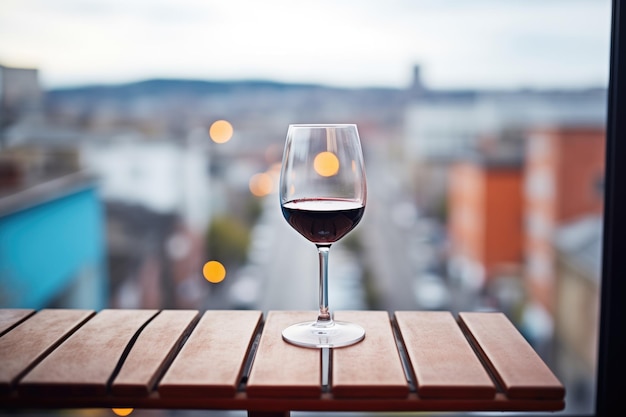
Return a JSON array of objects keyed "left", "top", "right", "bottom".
[
  {"left": 404, "top": 65, "right": 607, "bottom": 215},
  {"left": 0, "top": 64, "right": 109, "bottom": 310},
  {"left": 445, "top": 124, "right": 605, "bottom": 413},
  {"left": 0, "top": 172, "right": 108, "bottom": 309},
  {"left": 82, "top": 135, "right": 212, "bottom": 309},
  {"left": 524, "top": 127, "right": 606, "bottom": 315},
  {"left": 523, "top": 127, "right": 605, "bottom": 408},
  {"left": 446, "top": 126, "right": 605, "bottom": 303},
  {"left": 553, "top": 214, "right": 602, "bottom": 409},
  {"left": 405, "top": 65, "right": 606, "bottom": 162},
  {"left": 0, "top": 64, "right": 43, "bottom": 149},
  {"left": 447, "top": 151, "right": 524, "bottom": 287}
]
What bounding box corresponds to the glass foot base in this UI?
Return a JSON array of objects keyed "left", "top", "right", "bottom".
[{"left": 282, "top": 320, "right": 365, "bottom": 348}]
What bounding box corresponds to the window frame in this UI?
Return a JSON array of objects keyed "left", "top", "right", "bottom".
[{"left": 596, "top": 0, "right": 625, "bottom": 414}]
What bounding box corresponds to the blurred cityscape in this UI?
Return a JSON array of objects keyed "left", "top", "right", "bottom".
[{"left": 0, "top": 62, "right": 606, "bottom": 416}]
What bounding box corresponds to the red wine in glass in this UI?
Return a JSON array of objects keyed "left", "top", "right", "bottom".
[{"left": 281, "top": 198, "right": 365, "bottom": 244}]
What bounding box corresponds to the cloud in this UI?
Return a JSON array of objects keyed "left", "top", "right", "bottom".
[{"left": 0, "top": 0, "right": 612, "bottom": 89}]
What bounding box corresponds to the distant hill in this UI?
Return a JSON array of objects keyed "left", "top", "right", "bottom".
[
  {"left": 45, "top": 78, "right": 349, "bottom": 101},
  {"left": 45, "top": 77, "right": 605, "bottom": 103}
]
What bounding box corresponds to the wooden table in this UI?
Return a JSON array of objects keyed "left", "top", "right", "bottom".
[{"left": 0, "top": 309, "right": 565, "bottom": 416}]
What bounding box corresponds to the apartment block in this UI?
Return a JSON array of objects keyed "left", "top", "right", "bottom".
[
  {"left": 524, "top": 127, "right": 605, "bottom": 314},
  {"left": 448, "top": 154, "right": 524, "bottom": 285},
  {"left": 447, "top": 126, "right": 605, "bottom": 314}
]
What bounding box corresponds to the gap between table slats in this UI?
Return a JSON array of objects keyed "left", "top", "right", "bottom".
[
  {"left": 458, "top": 312, "right": 565, "bottom": 400},
  {"left": 0, "top": 309, "right": 566, "bottom": 412},
  {"left": 0, "top": 309, "right": 36, "bottom": 336},
  {"left": 332, "top": 311, "right": 409, "bottom": 398},
  {"left": 246, "top": 311, "right": 321, "bottom": 398},
  {"left": 157, "top": 310, "right": 263, "bottom": 398},
  {"left": 0, "top": 309, "right": 95, "bottom": 394},
  {"left": 111, "top": 309, "right": 201, "bottom": 396},
  {"left": 17, "top": 309, "right": 159, "bottom": 397},
  {"left": 394, "top": 311, "right": 497, "bottom": 399}
]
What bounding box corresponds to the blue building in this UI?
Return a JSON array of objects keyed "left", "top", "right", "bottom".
[{"left": 0, "top": 172, "right": 108, "bottom": 309}]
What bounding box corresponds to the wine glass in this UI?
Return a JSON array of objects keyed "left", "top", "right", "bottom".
[{"left": 279, "top": 124, "right": 367, "bottom": 348}]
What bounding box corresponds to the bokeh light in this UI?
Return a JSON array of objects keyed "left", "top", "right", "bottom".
[
  {"left": 203, "top": 260, "right": 226, "bottom": 283},
  {"left": 314, "top": 151, "right": 340, "bottom": 177},
  {"left": 209, "top": 120, "right": 234, "bottom": 144},
  {"left": 249, "top": 172, "right": 274, "bottom": 197},
  {"left": 112, "top": 409, "right": 133, "bottom": 416}
]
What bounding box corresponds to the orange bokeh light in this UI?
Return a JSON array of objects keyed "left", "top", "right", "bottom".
[
  {"left": 203, "top": 260, "right": 226, "bottom": 283},
  {"left": 249, "top": 172, "right": 274, "bottom": 197},
  {"left": 209, "top": 120, "right": 234, "bottom": 144},
  {"left": 314, "top": 151, "right": 340, "bottom": 177},
  {"left": 112, "top": 409, "right": 133, "bottom": 416}
]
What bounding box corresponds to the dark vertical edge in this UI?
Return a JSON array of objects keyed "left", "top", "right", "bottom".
[
  {"left": 145, "top": 310, "right": 202, "bottom": 395},
  {"left": 239, "top": 316, "right": 265, "bottom": 391},
  {"left": 109, "top": 310, "right": 203, "bottom": 397},
  {"left": 597, "top": 0, "right": 626, "bottom": 415},
  {"left": 106, "top": 310, "right": 161, "bottom": 395},
  {"left": 390, "top": 314, "right": 417, "bottom": 393},
  {"left": 456, "top": 314, "right": 505, "bottom": 395}
]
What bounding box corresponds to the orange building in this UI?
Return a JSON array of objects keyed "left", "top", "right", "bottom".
[
  {"left": 524, "top": 127, "right": 605, "bottom": 314},
  {"left": 447, "top": 126, "right": 605, "bottom": 313},
  {"left": 448, "top": 156, "right": 524, "bottom": 283}
]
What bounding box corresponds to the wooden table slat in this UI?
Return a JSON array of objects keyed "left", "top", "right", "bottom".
[
  {"left": 0, "top": 309, "right": 35, "bottom": 336},
  {"left": 458, "top": 312, "right": 565, "bottom": 400},
  {"left": 158, "top": 310, "right": 262, "bottom": 398},
  {"left": 332, "top": 311, "right": 409, "bottom": 398},
  {"left": 112, "top": 309, "right": 201, "bottom": 396},
  {"left": 0, "top": 309, "right": 566, "bottom": 413},
  {"left": 246, "top": 311, "right": 321, "bottom": 398},
  {"left": 0, "top": 309, "right": 94, "bottom": 393},
  {"left": 395, "top": 311, "right": 496, "bottom": 399},
  {"left": 18, "top": 309, "right": 159, "bottom": 397}
]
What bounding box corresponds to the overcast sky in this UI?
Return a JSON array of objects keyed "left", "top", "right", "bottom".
[{"left": 0, "top": 0, "right": 613, "bottom": 90}]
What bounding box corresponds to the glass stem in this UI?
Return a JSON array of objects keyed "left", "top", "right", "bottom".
[{"left": 316, "top": 244, "right": 333, "bottom": 325}]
